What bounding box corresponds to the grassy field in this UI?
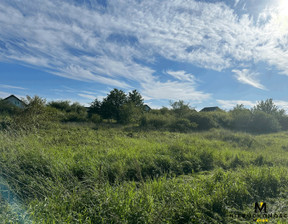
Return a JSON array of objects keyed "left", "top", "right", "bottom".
[{"left": 1, "top": 123, "right": 288, "bottom": 223}]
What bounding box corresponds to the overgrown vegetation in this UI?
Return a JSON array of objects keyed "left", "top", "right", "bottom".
[
  {"left": 1, "top": 92, "right": 288, "bottom": 223},
  {"left": 1, "top": 124, "right": 288, "bottom": 223},
  {"left": 2, "top": 90, "right": 287, "bottom": 134}
]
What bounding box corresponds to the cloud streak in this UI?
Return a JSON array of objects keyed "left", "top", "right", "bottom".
[
  {"left": 0, "top": 84, "right": 26, "bottom": 90},
  {"left": 232, "top": 69, "right": 266, "bottom": 90}
]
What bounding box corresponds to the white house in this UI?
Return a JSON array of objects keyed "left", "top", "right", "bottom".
[{"left": 3, "top": 95, "right": 26, "bottom": 109}]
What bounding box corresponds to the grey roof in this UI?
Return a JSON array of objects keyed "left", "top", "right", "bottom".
[{"left": 200, "top": 106, "right": 220, "bottom": 112}]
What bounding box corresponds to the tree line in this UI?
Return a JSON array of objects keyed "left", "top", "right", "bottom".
[{"left": 1, "top": 89, "right": 288, "bottom": 134}]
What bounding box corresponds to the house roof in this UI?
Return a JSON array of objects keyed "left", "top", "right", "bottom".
[
  {"left": 200, "top": 106, "right": 220, "bottom": 112},
  {"left": 143, "top": 104, "right": 151, "bottom": 111},
  {"left": 3, "top": 95, "right": 26, "bottom": 105}
]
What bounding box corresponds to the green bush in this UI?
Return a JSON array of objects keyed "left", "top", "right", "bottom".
[
  {"left": 169, "top": 118, "right": 198, "bottom": 132},
  {"left": 0, "top": 100, "right": 22, "bottom": 115},
  {"left": 278, "top": 115, "right": 288, "bottom": 131},
  {"left": 140, "top": 114, "right": 172, "bottom": 129},
  {"left": 187, "top": 112, "right": 218, "bottom": 130},
  {"left": 0, "top": 116, "right": 13, "bottom": 130},
  {"left": 211, "top": 111, "right": 232, "bottom": 129},
  {"left": 244, "top": 167, "right": 283, "bottom": 198},
  {"left": 250, "top": 111, "right": 281, "bottom": 133},
  {"left": 64, "top": 111, "right": 88, "bottom": 122},
  {"left": 90, "top": 114, "right": 103, "bottom": 124},
  {"left": 230, "top": 105, "right": 253, "bottom": 131},
  {"left": 119, "top": 103, "right": 142, "bottom": 124},
  {"left": 47, "top": 101, "right": 71, "bottom": 112},
  {"left": 12, "top": 96, "right": 49, "bottom": 131}
]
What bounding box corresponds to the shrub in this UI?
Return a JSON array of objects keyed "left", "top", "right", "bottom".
[
  {"left": 250, "top": 111, "right": 281, "bottom": 133},
  {"left": 278, "top": 115, "right": 288, "bottom": 131},
  {"left": 169, "top": 118, "right": 198, "bottom": 132},
  {"left": 244, "top": 167, "right": 282, "bottom": 198},
  {"left": 199, "top": 150, "right": 214, "bottom": 170},
  {"left": 0, "top": 116, "right": 13, "bottom": 130},
  {"left": 229, "top": 155, "right": 244, "bottom": 169},
  {"left": 12, "top": 96, "right": 49, "bottom": 130},
  {"left": 90, "top": 114, "right": 103, "bottom": 124},
  {"left": 119, "top": 103, "right": 142, "bottom": 124},
  {"left": 47, "top": 101, "right": 71, "bottom": 112},
  {"left": 139, "top": 114, "right": 172, "bottom": 129},
  {"left": 187, "top": 112, "right": 218, "bottom": 130},
  {"left": 64, "top": 111, "right": 88, "bottom": 122},
  {"left": 0, "top": 99, "right": 22, "bottom": 115},
  {"left": 211, "top": 111, "right": 232, "bottom": 129},
  {"left": 230, "top": 105, "right": 253, "bottom": 131}
]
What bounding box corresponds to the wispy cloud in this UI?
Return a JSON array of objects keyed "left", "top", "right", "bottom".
[
  {"left": 142, "top": 80, "right": 210, "bottom": 102},
  {"left": 78, "top": 93, "right": 96, "bottom": 100},
  {"left": 0, "top": 84, "right": 26, "bottom": 90},
  {"left": 0, "top": 0, "right": 288, "bottom": 102},
  {"left": 166, "top": 70, "right": 196, "bottom": 82},
  {"left": 232, "top": 69, "right": 266, "bottom": 90}
]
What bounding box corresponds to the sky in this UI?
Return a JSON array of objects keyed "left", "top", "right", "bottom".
[{"left": 0, "top": 0, "right": 288, "bottom": 111}]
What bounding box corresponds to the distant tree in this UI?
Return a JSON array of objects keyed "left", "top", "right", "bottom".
[
  {"left": 170, "top": 100, "right": 191, "bottom": 117},
  {"left": 230, "top": 104, "right": 252, "bottom": 131},
  {"left": 65, "top": 102, "right": 88, "bottom": 122},
  {"left": 47, "top": 101, "right": 71, "bottom": 112},
  {"left": 127, "top": 90, "right": 144, "bottom": 107},
  {"left": 160, "top": 107, "right": 170, "bottom": 115},
  {"left": 24, "top": 95, "right": 47, "bottom": 116},
  {"left": 47, "top": 100, "right": 88, "bottom": 122},
  {"left": 251, "top": 99, "right": 287, "bottom": 132},
  {"left": 70, "top": 102, "right": 86, "bottom": 114},
  {"left": 88, "top": 99, "right": 102, "bottom": 116},
  {"left": 253, "top": 99, "right": 284, "bottom": 116},
  {"left": 250, "top": 110, "right": 281, "bottom": 133},
  {"left": 13, "top": 95, "right": 48, "bottom": 130},
  {"left": 101, "top": 89, "right": 127, "bottom": 121},
  {"left": 118, "top": 90, "right": 145, "bottom": 124},
  {"left": 119, "top": 102, "right": 142, "bottom": 124},
  {"left": 89, "top": 89, "right": 146, "bottom": 123},
  {"left": 187, "top": 112, "right": 217, "bottom": 130}
]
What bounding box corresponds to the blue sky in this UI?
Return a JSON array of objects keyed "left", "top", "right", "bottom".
[{"left": 1, "top": 0, "right": 288, "bottom": 110}]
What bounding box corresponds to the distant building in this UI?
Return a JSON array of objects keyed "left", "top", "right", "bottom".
[
  {"left": 200, "top": 106, "right": 221, "bottom": 112},
  {"left": 3, "top": 95, "right": 26, "bottom": 108},
  {"left": 143, "top": 104, "right": 151, "bottom": 112}
]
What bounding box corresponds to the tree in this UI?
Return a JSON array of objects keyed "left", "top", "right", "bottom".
[
  {"left": 47, "top": 101, "right": 71, "bottom": 112},
  {"left": 127, "top": 90, "right": 144, "bottom": 107},
  {"left": 66, "top": 102, "right": 88, "bottom": 122},
  {"left": 88, "top": 99, "right": 102, "bottom": 116},
  {"left": 13, "top": 95, "right": 48, "bottom": 130},
  {"left": 170, "top": 100, "right": 191, "bottom": 117},
  {"left": 101, "top": 89, "right": 127, "bottom": 121},
  {"left": 119, "top": 102, "right": 142, "bottom": 124},
  {"left": 230, "top": 104, "right": 252, "bottom": 131},
  {"left": 118, "top": 90, "right": 145, "bottom": 124},
  {"left": 253, "top": 99, "right": 284, "bottom": 116},
  {"left": 250, "top": 111, "right": 281, "bottom": 133}
]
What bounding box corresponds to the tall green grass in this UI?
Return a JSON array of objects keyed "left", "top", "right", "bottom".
[{"left": 1, "top": 124, "right": 288, "bottom": 223}]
